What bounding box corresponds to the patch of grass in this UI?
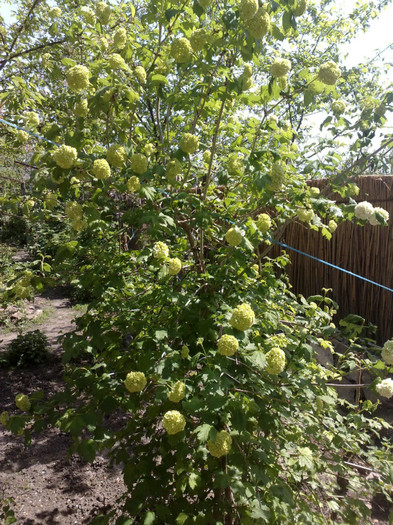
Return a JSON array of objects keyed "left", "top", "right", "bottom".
[
  {"left": 0, "top": 305, "right": 56, "bottom": 334},
  {"left": 72, "top": 303, "right": 88, "bottom": 314}
]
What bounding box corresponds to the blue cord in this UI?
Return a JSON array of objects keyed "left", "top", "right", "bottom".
[
  {"left": 0, "top": 117, "right": 60, "bottom": 146},
  {"left": 271, "top": 237, "right": 393, "bottom": 294}
]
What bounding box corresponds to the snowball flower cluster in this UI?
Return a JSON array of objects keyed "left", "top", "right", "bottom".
[
  {"left": 42, "top": 53, "right": 52, "bottom": 68},
  {"left": 265, "top": 347, "right": 286, "bottom": 375},
  {"left": 168, "top": 257, "right": 182, "bottom": 275},
  {"left": 225, "top": 227, "right": 244, "bottom": 247},
  {"left": 293, "top": 0, "right": 307, "bottom": 16},
  {"left": 135, "top": 66, "right": 146, "bottom": 84},
  {"left": 162, "top": 410, "right": 186, "bottom": 434},
  {"left": 227, "top": 155, "right": 243, "bottom": 176},
  {"left": 190, "top": 29, "right": 207, "bottom": 52},
  {"left": 125, "top": 371, "right": 147, "bottom": 393},
  {"left": 257, "top": 213, "right": 272, "bottom": 233},
  {"left": 180, "top": 133, "right": 199, "bottom": 154},
  {"left": 107, "top": 144, "right": 126, "bottom": 168},
  {"left": 309, "top": 186, "right": 320, "bottom": 197},
  {"left": 127, "top": 176, "right": 140, "bottom": 192},
  {"left": 217, "top": 334, "right": 239, "bottom": 356},
  {"left": 74, "top": 99, "right": 89, "bottom": 117},
  {"left": 92, "top": 159, "right": 111, "bottom": 180},
  {"left": 297, "top": 208, "right": 314, "bottom": 223},
  {"left": 96, "top": 1, "right": 111, "bottom": 24},
  {"left": 65, "top": 201, "right": 83, "bottom": 220},
  {"left": 53, "top": 145, "right": 78, "bottom": 169},
  {"left": 166, "top": 159, "right": 182, "bottom": 183},
  {"left": 66, "top": 65, "right": 90, "bottom": 92},
  {"left": 207, "top": 430, "right": 232, "bottom": 458},
  {"left": 15, "top": 393, "right": 30, "bottom": 411},
  {"left": 168, "top": 381, "right": 186, "bottom": 402},
  {"left": 45, "top": 193, "right": 58, "bottom": 210},
  {"left": 354, "top": 201, "right": 373, "bottom": 220},
  {"left": 353, "top": 202, "right": 390, "bottom": 226},
  {"left": 328, "top": 220, "right": 338, "bottom": 233},
  {"left": 108, "top": 53, "right": 127, "bottom": 70},
  {"left": 270, "top": 58, "right": 291, "bottom": 78},
  {"left": 381, "top": 340, "right": 393, "bottom": 365},
  {"left": 144, "top": 143, "right": 155, "bottom": 156},
  {"left": 245, "top": 8, "right": 271, "bottom": 39},
  {"left": 171, "top": 38, "right": 192, "bottom": 63},
  {"left": 181, "top": 345, "right": 189, "bottom": 358},
  {"left": 375, "top": 378, "right": 393, "bottom": 399},
  {"left": 369, "top": 207, "right": 389, "bottom": 226},
  {"left": 114, "top": 27, "right": 127, "bottom": 49},
  {"left": 243, "top": 63, "right": 253, "bottom": 78},
  {"left": 25, "top": 111, "right": 40, "bottom": 128},
  {"left": 240, "top": 0, "right": 258, "bottom": 21},
  {"left": 267, "top": 161, "right": 285, "bottom": 191},
  {"left": 48, "top": 6, "right": 61, "bottom": 18},
  {"left": 230, "top": 303, "right": 255, "bottom": 331},
  {"left": 332, "top": 100, "right": 346, "bottom": 114},
  {"left": 318, "top": 61, "right": 341, "bottom": 85},
  {"left": 153, "top": 241, "right": 169, "bottom": 260},
  {"left": 130, "top": 153, "right": 148, "bottom": 174},
  {"left": 80, "top": 7, "right": 95, "bottom": 25},
  {"left": 203, "top": 151, "right": 211, "bottom": 165},
  {"left": 16, "top": 130, "right": 29, "bottom": 143}
]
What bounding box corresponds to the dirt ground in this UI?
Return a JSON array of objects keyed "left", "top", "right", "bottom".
[
  {"left": 0, "top": 287, "right": 391, "bottom": 524},
  {"left": 0, "top": 290, "right": 125, "bottom": 524}
]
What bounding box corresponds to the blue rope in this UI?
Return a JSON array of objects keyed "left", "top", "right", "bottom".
[
  {"left": 271, "top": 237, "right": 393, "bottom": 294},
  {"left": 2, "top": 115, "right": 391, "bottom": 294},
  {"left": 0, "top": 118, "right": 60, "bottom": 146}
]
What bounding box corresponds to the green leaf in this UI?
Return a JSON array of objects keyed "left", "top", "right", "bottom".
[
  {"left": 250, "top": 499, "right": 270, "bottom": 520},
  {"left": 77, "top": 439, "right": 97, "bottom": 463},
  {"left": 151, "top": 74, "right": 168, "bottom": 84},
  {"left": 143, "top": 512, "right": 156, "bottom": 525},
  {"left": 282, "top": 11, "right": 292, "bottom": 33},
  {"left": 176, "top": 513, "right": 189, "bottom": 525},
  {"left": 194, "top": 423, "right": 213, "bottom": 442},
  {"left": 154, "top": 330, "right": 168, "bottom": 341},
  {"left": 188, "top": 472, "right": 201, "bottom": 490},
  {"left": 165, "top": 8, "right": 180, "bottom": 20}
]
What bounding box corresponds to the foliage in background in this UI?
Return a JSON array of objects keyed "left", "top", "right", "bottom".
[{"left": 0, "top": 329, "right": 50, "bottom": 368}]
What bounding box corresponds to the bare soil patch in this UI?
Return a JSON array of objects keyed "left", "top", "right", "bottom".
[{"left": 0, "top": 291, "right": 125, "bottom": 524}]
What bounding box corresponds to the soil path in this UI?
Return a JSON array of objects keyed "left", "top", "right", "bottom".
[{"left": 0, "top": 290, "right": 125, "bottom": 524}]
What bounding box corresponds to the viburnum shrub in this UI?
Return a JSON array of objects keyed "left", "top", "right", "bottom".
[{"left": 2, "top": 0, "right": 393, "bottom": 523}]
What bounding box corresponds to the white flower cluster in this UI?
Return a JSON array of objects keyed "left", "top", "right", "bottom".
[
  {"left": 376, "top": 378, "right": 393, "bottom": 399},
  {"left": 354, "top": 201, "right": 389, "bottom": 226}
]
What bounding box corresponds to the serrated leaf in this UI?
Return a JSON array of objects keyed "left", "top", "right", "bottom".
[
  {"left": 188, "top": 472, "right": 201, "bottom": 490},
  {"left": 154, "top": 330, "right": 167, "bottom": 341},
  {"left": 194, "top": 423, "right": 213, "bottom": 442},
  {"left": 157, "top": 264, "right": 169, "bottom": 280}
]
